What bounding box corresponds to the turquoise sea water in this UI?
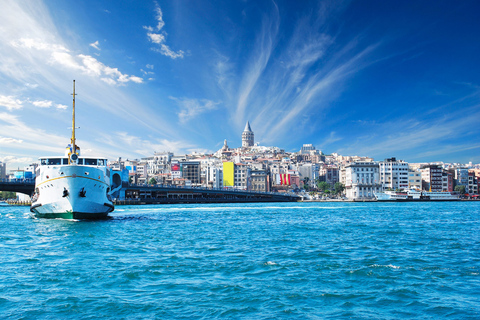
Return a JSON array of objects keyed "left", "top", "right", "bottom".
[{"left": 0, "top": 202, "right": 479, "bottom": 319}]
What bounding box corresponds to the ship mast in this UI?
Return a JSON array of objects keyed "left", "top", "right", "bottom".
[{"left": 71, "top": 80, "right": 76, "bottom": 155}]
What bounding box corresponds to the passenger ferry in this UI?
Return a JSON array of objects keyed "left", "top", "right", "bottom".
[
  {"left": 374, "top": 189, "right": 459, "bottom": 201},
  {"left": 30, "top": 81, "right": 114, "bottom": 219}
]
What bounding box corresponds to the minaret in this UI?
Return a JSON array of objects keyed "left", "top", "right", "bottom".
[{"left": 242, "top": 121, "right": 254, "bottom": 147}]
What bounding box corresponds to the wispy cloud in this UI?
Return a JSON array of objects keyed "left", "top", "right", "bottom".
[
  {"left": 170, "top": 97, "right": 220, "bottom": 124},
  {"left": 234, "top": 4, "right": 280, "bottom": 128},
  {"left": 0, "top": 156, "right": 33, "bottom": 164},
  {"left": 101, "top": 131, "right": 197, "bottom": 156},
  {"left": 10, "top": 38, "right": 143, "bottom": 85},
  {"left": 336, "top": 108, "right": 480, "bottom": 160},
  {"left": 89, "top": 40, "right": 100, "bottom": 50},
  {"left": 0, "top": 137, "right": 23, "bottom": 144},
  {"left": 0, "top": 112, "right": 65, "bottom": 153},
  {"left": 218, "top": 3, "right": 379, "bottom": 144},
  {"left": 144, "top": 2, "right": 185, "bottom": 59}
]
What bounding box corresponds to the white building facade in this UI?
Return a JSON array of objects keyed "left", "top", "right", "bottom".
[
  {"left": 379, "top": 158, "right": 409, "bottom": 190},
  {"left": 344, "top": 162, "right": 381, "bottom": 200}
]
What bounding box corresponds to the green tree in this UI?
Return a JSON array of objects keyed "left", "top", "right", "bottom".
[
  {"left": 317, "top": 181, "right": 330, "bottom": 192},
  {"left": 0, "top": 191, "right": 15, "bottom": 200},
  {"left": 148, "top": 177, "right": 157, "bottom": 185},
  {"left": 454, "top": 185, "right": 466, "bottom": 194},
  {"left": 334, "top": 182, "right": 345, "bottom": 195},
  {"left": 128, "top": 176, "right": 133, "bottom": 184},
  {"left": 303, "top": 177, "right": 310, "bottom": 191}
]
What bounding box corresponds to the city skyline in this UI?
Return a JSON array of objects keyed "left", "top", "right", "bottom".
[{"left": 1, "top": 0, "right": 480, "bottom": 169}]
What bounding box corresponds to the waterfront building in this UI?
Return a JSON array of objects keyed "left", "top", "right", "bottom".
[
  {"left": 421, "top": 165, "right": 443, "bottom": 191},
  {"left": 344, "top": 161, "right": 381, "bottom": 200},
  {"left": 379, "top": 157, "right": 409, "bottom": 190},
  {"left": 295, "top": 163, "right": 319, "bottom": 187},
  {"left": 205, "top": 166, "right": 223, "bottom": 189},
  {"left": 442, "top": 171, "right": 453, "bottom": 192},
  {"left": 180, "top": 161, "right": 201, "bottom": 186},
  {"left": 222, "top": 162, "right": 249, "bottom": 190},
  {"left": 468, "top": 172, "right": 478, "bottom": 194},
  {"left": 249, "top": 169, "right": 269, "bottom": 192},
  {"left": 234, "top": 163, "right": 249, "bottom": 190},
  {"left": 454, "top": 168, "right": 469, "bottom": 192},
  {"left": 408, "top": 170, "right": 422, "bottom": 190},
  {"left": 0, "top": 161, "right": 6, "bottom": 179},
  {"left": 318, "top": 165, "right": 339, "bottom": 187},
  {"left": 242, "top": 121, "right": 254, "bottom": 148}
]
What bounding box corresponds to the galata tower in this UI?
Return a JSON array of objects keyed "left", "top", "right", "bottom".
[{"left": 242, "top": 121, "right": 254, "bottom": 147}]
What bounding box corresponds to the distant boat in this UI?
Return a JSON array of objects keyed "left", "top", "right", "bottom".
[
  {"left": 0, "top": 200, "right": 8, "bottom": 206},
  {"left": 30, "top": 81, "right": 114, "bottom": 219},
  {"left": 374, "top": 189, "right": 460, "bottom": 201}
]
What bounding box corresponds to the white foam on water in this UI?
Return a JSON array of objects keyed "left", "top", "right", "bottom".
[{"left": 370, "top": 264, "right": 401, "bottom": 269}]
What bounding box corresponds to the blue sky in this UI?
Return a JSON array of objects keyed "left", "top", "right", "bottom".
[{"left": 1, "top": 0, "right": 479, "bottom": 169}]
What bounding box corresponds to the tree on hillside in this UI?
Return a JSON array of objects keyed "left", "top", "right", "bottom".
[
  {"left": 334, "top": 182, "right": 345, "bottom": 195},
  {"left": 317, "top": 181, "right": 330, "bottom": 192},
  {"left": 148, "top": 177, "right": 157, "bottom": 185},
  {"left": 0, "top": 191, "right": 15, "bottom": 200},
  {"left": 303, "top": 177, "right": 310, "bottom": 191},
  {"left": 454, "top": 185, "right": 466, "bottom": 194}
]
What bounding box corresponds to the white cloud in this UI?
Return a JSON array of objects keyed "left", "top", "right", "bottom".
[
  {"left": 0, "top": 95, "right": 23, "bottom": 110},
  {"left": 0, "top": 137, "right": 23, "bottom": 144},
  {"left": 153, "top": 5, "right": 165, "bottom": 31},
  {"left": 171, "top": 97, "right": 220, "bottom": 123},
  {"left": 147, "top": 33, "right": 165, "bottom": 44},
  {"left": 89, "top": 40, "right": 100, "bottom": 50},
  {"left": 11, "top": 38, "right": 143, "bottom": 85},
  {"left": 32, "top": 100, "right": 53, "bottom": 108},
  {"left": 155, "top": 45, "right": 185, "bottom": 60},
  {"left": 146, "top": 64, "right": 154, "bottom": 69},
  {"left": 1, "top": 96, "right": 69, "bottom": 111},
  {"left": 11, "top": 38, "right": 69, "bottom": 53},
  {"left": 144, "top": 3, "right": 184, "bottom": 59}
]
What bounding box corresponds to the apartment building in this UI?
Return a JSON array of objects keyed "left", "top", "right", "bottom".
[
  {"left": 379, "top": 157, "right": 409, "bottom": 190},
  {"left": 421, "top": 165, "right": 443, "bottom": 191}
]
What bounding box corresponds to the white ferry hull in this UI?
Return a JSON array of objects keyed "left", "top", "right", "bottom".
[
  {"left": 374, "top": 190, "right": 459, "bottom": 201},
  {"left": 30, "top": 165, "right": 114, "bottom": 219}
]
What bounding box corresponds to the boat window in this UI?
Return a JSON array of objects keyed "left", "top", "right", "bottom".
[
  {"left": 48, "top": 158, "right": 61, "bottom": 165},
  {"left": 85, "top": 159, "right": 98, "bottom": 166},
  {"left": 63, "top": 158, "right": 68, "bottom": 165},
  {"left": 78, "top": 158, "right": 84, "bottom": 165},
  {"left": 41, "top": 159, "right": 47, "bottom": 165},
  {"left": 98, "top": 159, "right": 105, "bottom": 166}
]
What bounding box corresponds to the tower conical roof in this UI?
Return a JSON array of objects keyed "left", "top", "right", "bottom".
[{"left": 244, "top": 121, "right": 252, "bottom": 132}]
